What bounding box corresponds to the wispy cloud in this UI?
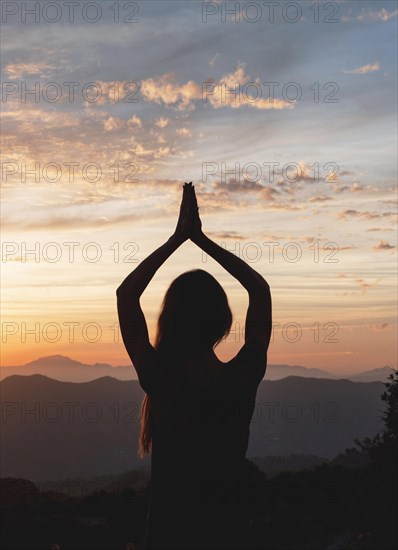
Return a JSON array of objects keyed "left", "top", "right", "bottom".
[
  {"left": 2, "top": 207, "right": 172, "bottom": 231},
  {"left": 367, "top": 323, "right": 391, "bottom": 333},
  {"left": 207, "top": 231, "right": 246, "bottom": 240},
  {"left": 213, "top": 178, "right": 264, "bottom": 193},
  {"left": 344, "top": 62, "right": 380, "bottom": 74},
  {"left": 337, "top": 209, "right": 397, "bottom": 221},
  {"left": 309, "top": 195, "right": 333, "bottom": 202},
  {"left": 373, "top": 240, "right": 396, "bottom": 251},
  {"left": 209, "top": 52, "right": 220, "bottom": 68},
  {"left": 103, "top": 115, "right": 143, "bottom": 132},
  {"left": 176, "top": 127, "right": 192, "bottom": 137},
  {"left": 355, "top": 277, "right": 381, "bottom": 294},
  {"left": 203, "top": 64, "right": 294, "bottom": 110},
  {"left": 140, "top": 73, "right": 201, "bottom": 111},
  {"left": 366, "top": 227, "right": 394, "bottom": 232},
  {"left": 155, "top": 117, "right": 169, "bottom": 128},
  {"left": 140, "top": 64, "right": 294, "bottom": 111},
  {"left": 357, "top": 8, "right": 398, "bottom": 22},
  {"left": 3, "top": 61, "right": 56, "bottom": 79},
  {"left": 267, "top": 202, "right": 304, "bottom": 211}
]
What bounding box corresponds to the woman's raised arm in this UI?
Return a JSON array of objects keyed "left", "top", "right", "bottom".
[
  {"left": 189, "top": 185, "right": 272, "bottom": 347},
  {"left": 116, "top": 233, "right": 184, "bottom": 301},
  {"left": 116, "top": 183, "right": 193, "bottom": 300},
  {"left": 191, "top": 231, "right": 270, "bottom": 295},
  {"left": 116, "top": 183, "right": 194, "bottom": 389}
]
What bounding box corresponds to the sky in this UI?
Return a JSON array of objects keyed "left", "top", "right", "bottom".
[{"left": 1, "top": 0, "right": 397, "bottom": 374}]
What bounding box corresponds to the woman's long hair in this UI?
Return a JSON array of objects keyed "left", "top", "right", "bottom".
[{"left": 138, "top": 269, "right": 233, "bottom": 457}]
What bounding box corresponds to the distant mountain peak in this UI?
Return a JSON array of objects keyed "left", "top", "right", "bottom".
[
  {"left": 346, "top": 366, "right": 395, "bottom": 381},
  {"left": 24, "top": 355, "right": 84, "bottom": 368}
]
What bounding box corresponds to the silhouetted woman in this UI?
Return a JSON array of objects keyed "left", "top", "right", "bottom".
[{"left": 117, "top": 183, "right": 272, "bottom": 550}]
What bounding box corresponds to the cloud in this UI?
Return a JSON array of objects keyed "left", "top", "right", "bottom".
[
  {"left": 349, "top": 182, "right": 362, "bottom": 192},
  {"left": 366, "top": 227, "right": 393, "bottom": 232},
  {"left": 373, "top": 240, "right": 395, "bottom": 251},
  {"left": 283, "top": 161, "right": 324, "bottom": 184},
  {"left": 344, "top": 62, "right": 380, "bottom": 74},
  {"left": 207, "top": 231, "right": 246, "bottom": 240},
  {"left": 187, "top": 190, "right": 246, "bottom": 212},
  {"left": 357, "top": 8, "right": 398, "bottom": 22},
  {"left": 340, "top": 170, "right": 356, "bottom": 176},
  {"left": 337, "top": 209, "right": 397, "bottom": 221},
  {"left": 213, "top": 178, "right": 264, "bottom": 193},
  {"left": 140, "top": 64, "right": 294, "bottom": 111},
  {"left": 155, "top": 117, "right": 169, "bottom": 128},
  {"left": 3, "top": 61, "right": 56, "bottom": 79},
  {"left": 382, "top": 199, "right": 398, "bottom": 206},
  {"left": 104, "top": 116, "right": 124, "bottom": 132},
  {"left": 309, "top": 195, "right": 333, "bottom": 202},
  {"left": 176, "top": 127, "right": 192, "bottom": 137},
  {"left": 131, "top": 143, "right": 173, "bottom": 160},
  {"left": 203, "top": 63, "right": 293, "bottom": 110},
  {"left": 104, "top": 114, "right": 142, "bottom": 132},
  {"left": 261, "top": 234, "right": 285, "bottom": 241},
  {"left": 147, "top": 178, "right": 182, "bottom": 189},
  {"left": 367, "top": 323, "right": 390, "bottom": 333},
  {"left": 261, "top": 186, "right": 280, "bottom": 201},
  {"left": 128, "top": 115, "right": 142, "bottom": 129},
  {"left": 2, "top": 106, "right": 80, "bottom": 129},
  {"left": 330, "top": 181, "right": 380, "bottom": 195},
  {"left": 355, "top": 277, "right": 381, "bottom": 293},
  {"left": 2, "top": 206, "right": 174, "bottom": 231},
  {"left": 338, "top": 245, "right": 357, "bottom": 251},
  {"left": 267, "top": 202, "right": 304, "bottom": 211},
  {"left": 209, "top": 52, "right": 220, "bottom": 68},
  {"left": 140, "top": 72, "right": 201, "bottom": 110},
  {"left": 206, "top": 162, "right": 317, "bottom": 196},
  {"left": 151, "top": 131, "right": 167, "bottom": 144}
]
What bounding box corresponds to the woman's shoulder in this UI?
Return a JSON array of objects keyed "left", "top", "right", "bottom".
[{"left": 225, "top": 340, "right": 268, "bottom": 387}]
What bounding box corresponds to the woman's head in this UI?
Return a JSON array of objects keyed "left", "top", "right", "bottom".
[
  {"left": 154, "top": 269, "right": 233, "bottom": 360},
  {"left": 139, "top": 269, "right": 232, "bottom": 457}
]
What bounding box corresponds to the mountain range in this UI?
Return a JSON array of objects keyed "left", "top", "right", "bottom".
[
  {"left": 0, "top": 373, "right": 386, "bottom": 481},
  {"left": 0, "top": 354, "right": 394, "bottom": 382}
]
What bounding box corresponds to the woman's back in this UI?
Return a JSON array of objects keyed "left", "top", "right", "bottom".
[{"left": 144, "top": 341, "right": 267, "bottom": 550}]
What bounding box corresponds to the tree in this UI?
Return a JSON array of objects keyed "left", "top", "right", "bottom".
[
  {"left": 355, "top": 369, "right": 398, "bottom": 463},
  {"left": 352, "top": 369, "right": 397, "bottom": 548}
]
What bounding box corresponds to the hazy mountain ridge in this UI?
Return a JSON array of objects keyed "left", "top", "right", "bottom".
[
  {"left": 0, "top": 354, "right": 393, "bottom": 382},
  {"left": 0, "top": 373, "right": 385, "bottom": 481},
  {"left": 0, "top": 355, "right": 133, "bottom": 382}
]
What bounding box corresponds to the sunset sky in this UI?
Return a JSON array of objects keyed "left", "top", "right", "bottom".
[{"left": 1, "top": 0, "right": 397, "bottom": 374}]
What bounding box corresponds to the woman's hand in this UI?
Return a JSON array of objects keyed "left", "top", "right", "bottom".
[
  {"left": 189, "top": 184, "right": 203, "bottom": 243},
  {"left": 173, "top": 182, "right": 194, "bottom": 243},
  {"left": 173, "top": 182, "right": 203, "bottom": 243}
]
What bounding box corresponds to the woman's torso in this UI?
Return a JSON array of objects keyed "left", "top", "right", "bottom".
[{"left": 144, "top": 345, "right": 266, "bottom": 549}]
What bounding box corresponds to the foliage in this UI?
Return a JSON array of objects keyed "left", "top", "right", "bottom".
[{"left": 355, "top": 369, "right": 398, "bottom": 463}]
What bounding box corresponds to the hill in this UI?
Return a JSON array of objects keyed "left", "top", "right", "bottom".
[{"left": 0, "top": 374, "right": 385, "bottom": 481}]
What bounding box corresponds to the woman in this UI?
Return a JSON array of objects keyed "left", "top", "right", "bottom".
[{"left": 117, "top": 182, "right": 272, "bottom": 550}]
